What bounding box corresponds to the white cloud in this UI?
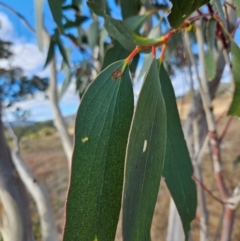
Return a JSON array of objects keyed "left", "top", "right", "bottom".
[
  {"left": 0, "top": 12, "right": 14, "bottom": 40},
  {"left": 0, "top": 12, "right": 80, "bottom": 122}
]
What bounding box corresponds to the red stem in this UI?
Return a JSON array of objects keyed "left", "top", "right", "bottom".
[{"left": 193, "top": 175, "right": 224, "bottom": 205}]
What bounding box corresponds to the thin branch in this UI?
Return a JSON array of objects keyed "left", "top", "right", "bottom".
[
  {"left": 0, "top": 2, "right": 35, "bottom": 32},
  {"left": 219, "top": 117, "right": 233, "bottom": 143},
  {"left": 193, "top": 176, "right": 224, "bottom": 205}
]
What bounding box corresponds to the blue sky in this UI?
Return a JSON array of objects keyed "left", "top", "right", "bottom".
[{"left": 0, "top": 1, "right": 239, "bottom": 122}]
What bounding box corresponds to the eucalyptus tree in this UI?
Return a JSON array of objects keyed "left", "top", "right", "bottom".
[{"left": 0, "top": 40, "right": 53, "bottom": 241}]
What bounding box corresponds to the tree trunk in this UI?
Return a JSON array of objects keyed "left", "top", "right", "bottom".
[
  {"left": 0, "top": 102, "right": 33, "bottom": 241},
  {"left": 5, "top": 121, "right": 59, "bottom": 241},
  {"left": 42, "top": 30, "right": 73, "bottom": 169}
]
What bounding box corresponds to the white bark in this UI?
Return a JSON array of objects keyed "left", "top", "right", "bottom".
[
  {"left": 5, "top": 120, "right": 59, "bottom": 241},
  {"left": 0, "top": 103, "right": 33, "bottom": 241},
  {"left": 0, "top": 2, "right": 74, "bottom": 168},
  {"left": 11, "top": 151, "right": 59, "bottom": 241},
  {"left": 166, "top": 199, "right": 185, "bottom": 241}
]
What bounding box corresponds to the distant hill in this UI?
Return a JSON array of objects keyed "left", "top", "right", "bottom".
[{"left": 4, "top": 120, "right": 35, "bottom": 127}]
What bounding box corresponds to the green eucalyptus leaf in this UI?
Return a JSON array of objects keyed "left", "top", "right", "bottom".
[
  {"left": 234, "top": 0, "right": 240, "bottom": 17},
  {"left": 63, "top": 60, "right": 134, "bottom": 241},
  {"left": 44, "top": 35, "right": 56, "bottom": 68},
  {"left": 56, "top": 34, "right": 70, "bottom": 67},
  {"left": 120, "top": 0, "right": 141, "bottom": 19},
  {"left": 204, "top": 50, "right": 216, "bottom": 81},
  {"left": 87, "top": 1, "right": 105, "bottom": 16},
  {"left": 206, "top": 18, "right": 217, "bottom": 52},
  {"left": 137, "top": 25, "right": 161, "bottom": 80},
  {"left": 59, "top": 49, "right": 71, "bottom": 99},
  {"left": 104, "top": 15, "right": 160, "bottom": 51},
  {"left": 228, "top": 41, "right": 240, "bottom": 116},
  {"left": 34, "top": 0, "right": 44, "bottom": 52},
  {"left": 92, "top": 0, "right": 106, "bottom": 10},
  {"left": 48, "top": 0, "right": 63, "bottom": 31},
  {"left": 168, "top": 0, "right": 210, "bottom": 28},
  {"left": 123, "top": 58, "right": 167, "bottom": 241},
  {"left": 72, "top": 0, "right": 82, "bottom": 9},
  {"left": 125, "top": 11, "right": 152, "bottom": 32},
  {"left": 63, "top": 15, "right": 88, "bottom": 29},
  {"left": 159, "top": 64, "right": 197, "bottom": 239},
  {"left": 87, "top": 21, "right": 99, "bottom": 49},
  {"left": 101, "top": 40, "right": 130, "bottom": 70},
  {"left": 88, "top": 1, "right": 160, "bottom": 50}
]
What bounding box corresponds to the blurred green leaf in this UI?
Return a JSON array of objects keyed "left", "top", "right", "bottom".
[
  {"left": 101, "top": 40, "right": 130, "bottom": 70},
  {"left": 63, "top": 60, "right": 134, "bottom": 241},
  {"left": 137, "top": 24, "right": 161, "bottom": 80},
  {"left": 87, "top": 21, "right": 99, "bottom": 49},
  {"left": 228, "top": 41, "right": 240, "bottom": 116},
  {"left": 120, "top": 0, "right": 141, "bottom": 19},
  {"left": 56, "top": 33, "right": 70, "bottom": 67},
  {"left": 59, "top": 48, "right": 71, "bottom": 99},
  {"left": 123, "top": 58, "right": 167, "bottom": 241},
  {"left": 125, "top": 11, "right": 153, "bottom": 32},
  {"left": 87, "top": 1, "right": 105, "bottom": 16},
  {"left": 235, "top": 0, "right": 240, "bottom": 17},
  {"left": 233, "top": 155, "right": 240, "bottom": 166},
  {"left": 34, "top": 0, "right": 44, "bottom": 52},
  {"left": 88, "top": 2, "right": 160, "bottom": 51},
  {"left": 206, "top": 18, "right": 217, "bottom": 52},
  {"left": 72, "top": 0, "right": 81, "bottom": 9},
  {"left": 92, "top": 0, "right": 106, "bottom": 10},
  {"left": 204, "top": 50, "right": 216, "bottom": 81},
  {"left": 48, "top": 0, "right": 63, "bottom": 31},
  {"left": 168, "top": 0, "right": 210, "bottom": 28},
  {"left": 44, "top": 35, "right": 56, "bottom": 68},
  {"left": 159, "top": 64, "right": 197, "bottom": 239},
  {"left": 63, "top": 16, "right": 88, "bottom": 29}
]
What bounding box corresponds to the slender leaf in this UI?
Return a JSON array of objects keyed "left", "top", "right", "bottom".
[
  {"left": 120, "top": 0, "right": 141, "bottom": 19},
  {"left": 168, "top": 0, "right": 210, "bottom": 28},
  {"left": 102, "top": 40, "right": 130, "bottom": 70},
  {"left": 101, "top": 13, "right": 151, "bottom": 70},
  {"left": 123, "top": 58, "right": 167, "bottom": 241},
  {"left": 228, "top": 41, "right": 240, "bottom": 116},
  {"left": 88, "top": 2, "right": 160, "bottom": 51},
  {"left": 137, "top": 25, "right": 161, "bottom": 80},
  {"left": 34, "top": 0, "right": 44, "bottom": 52},
  {"left": 159, "top": 64, "right": 197, "bottom": 239},
  {"left": 204, "top": 50, "right": 216, "bottom": 81},
  {"left": 125, "top": 11, "right": 154, "bottom": 32},
  {"left": 99, "top": 28, "right": 108, "bottom": 61},
  {"left": 48, "top": 0, "right": 63, "bottom": 31},
  {"left": 56, "top": 34, "right": 70, "bottom": 67},
  {"left": 72, "top": 0, "right": 82, "bottom": 9},
  {"left": 63, "top": 15, "right": 88, "bottom": 29},
  {"left": 63, "top": 60, "right": 134, "bottom": 241},
  {"left": 44, "top": 35, "right": 56, "bottom": 68},
  {"left": 92, "top": 0, "right": 106, "bottom": 10},
  {"left": 206, "top": 18, "right": 217, "bottom": 52},
  {"left": 87, "top": 21, "right": 99, "bottom": 49},
  {"left": 235, "top": 0, "right": 240, "bottom": 17},
  {"left": 87, "top": 1, "right": 105, "bottom": 16},
  {"left": 59, "top": 49, "right": 71, "bottom": 99}
]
